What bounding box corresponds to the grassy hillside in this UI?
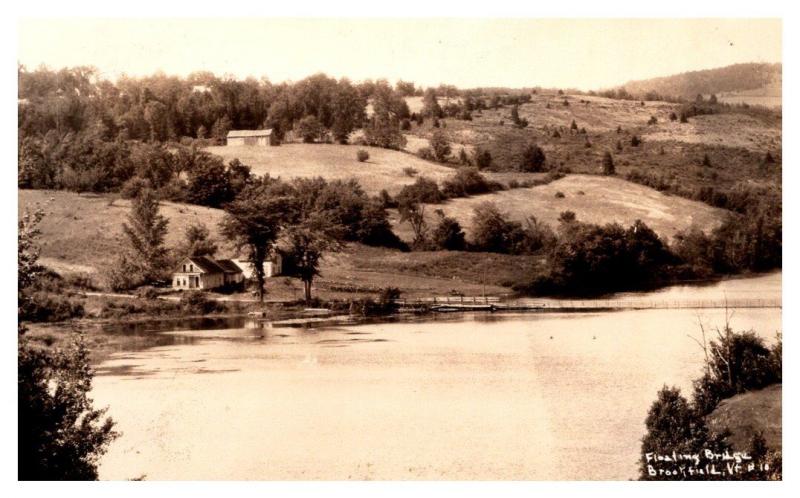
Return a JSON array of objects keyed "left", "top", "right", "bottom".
[
  {"left": 389, "top": 174, "right": 728, "bottom": 243},
  {"left": 402, "top": 92, "right": 781, "bottom": 198},
  {"left": 18, "top": 189, "right": 530, "bottom": 297},
  {"left": 618, "top": 62, "right": 782, "bottom": 101},
  {"left": 18, "top": 189, "right": 231, "bottom": 275},
  {"left": 205, "top": 143, "right": 456, "bottom": 196},
  {"left": 706, "top": 384, "right": 781, "bottom": 451}
]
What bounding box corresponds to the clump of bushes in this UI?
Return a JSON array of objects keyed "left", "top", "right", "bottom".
[
  {"left": 20, "top": 291, "right": 85, "bottom": 322},
  {"left": 396, "top": 176, "right": 445, "bottom": 205},
  {"left": 179, "top": 291, "right": 225, "bottom": 315},
  {"left": 349, "top": 287, "right": 402, "bottom": 316},
  {"left": 441, "top": 167, "right": 502, "bottom": 198}
]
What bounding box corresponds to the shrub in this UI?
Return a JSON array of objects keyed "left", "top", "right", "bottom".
[
  {"left": 135, "top": 286, "right": 160, "bottom": 300},
  {"left": 647, "top": 116, "right": 657, "bottom": 125},
  {"left": 555, "top": 191, "right": 565, "bottom": 198},
  {"left": 602, "top": 151, "right": 615, "bottom": 175},
  {"left": 402, "top": 167, "right": 418, "bottom": 177},
  {"left": 416, "top": 146, "right": 434, "bottom": 161},
  {"left": 179, "top": 291, "right": 221, "bottom": 315},
  {"left": 692, "top": 328, "right": 782, "bottom": 415},
  {"left": 396, "top": 176, "right": 444, "bottom": 205},
  {"left": 431, "top": 212, "right": 467, "bottom": 250},
  {"left": 631, "top": 135, "right": 642, "bottom": 147},
  {"left": 473, "top": 148, "right": 493, "bottom": 169},
  {"left": 520, "top": 144, "right": 546, "bottom": 172},
  {"left": 356, "top": 149, "right": 369, "bottom": 162},
  {"left": 120, "top": 177, "right": 153, "bottom": 200},
  {"left": 19, "top": 291, "right": 85, "bottom": 322},
  {"left": 441, "top": 167, "right": 500, "bottom": 198}
]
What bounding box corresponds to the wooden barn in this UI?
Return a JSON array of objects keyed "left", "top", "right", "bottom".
[
  {"left": 226, "top": 129, "right": 275, "bottom": 146},
  {"left": 172, "top": 256, "right": 244, "bottom": 291}
]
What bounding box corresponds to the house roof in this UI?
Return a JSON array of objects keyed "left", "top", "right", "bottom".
[
  {"left": 227, "top": 129, "right": 272, "bottom": 138},
  {"left": 174, "top": 256, "right": 224, "bottom": 274},
  {"left": 215, "top": 259, "right": 244, "bottom": 273},
  {"left": 174, "top": 256, "right": 245, "bottom": 275}
]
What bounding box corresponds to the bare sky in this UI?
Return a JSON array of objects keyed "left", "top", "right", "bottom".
[{"left": 18, "top": 18, "right": 781, "bottom": 90}]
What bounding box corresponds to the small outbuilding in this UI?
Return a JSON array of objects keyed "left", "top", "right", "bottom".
[{"left": 226, "top": 129, "right": 275, "bottom": 146}]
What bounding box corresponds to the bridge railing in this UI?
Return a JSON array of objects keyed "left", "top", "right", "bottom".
[{"left": 393, "top": 297, "right": 781, "bottom": 309}]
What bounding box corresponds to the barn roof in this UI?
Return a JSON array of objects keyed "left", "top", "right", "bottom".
[
  {"left": 227, "top": 129, "right": 273, "bottom": 138},
  {"left": 215, "top": 259, "right": 244, "bottom": 273}
]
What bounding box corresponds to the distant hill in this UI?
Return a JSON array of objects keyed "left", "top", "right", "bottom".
[{"left": 615, "top": 63, "right": 782, "bottom": 100}]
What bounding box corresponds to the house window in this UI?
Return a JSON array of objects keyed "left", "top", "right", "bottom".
[
  {"left": 189, "top": 264, "right": 194, "bottom": 272},
  {"left": 183, "top": 264, "right": 187, "bottom": 272}
]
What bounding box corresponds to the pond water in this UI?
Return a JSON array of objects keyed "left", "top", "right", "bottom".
[{"left": 92, "top": 272, "right": 781, "bottom": 480}]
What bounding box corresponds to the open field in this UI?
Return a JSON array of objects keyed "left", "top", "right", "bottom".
[
  {"left": 390, "top": 174, "right": 729, "bottom": 243},
  {"left": 206, "top": 144, "right": 457, "bottom": 196}
]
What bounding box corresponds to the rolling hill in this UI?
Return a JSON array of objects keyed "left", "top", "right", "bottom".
[
  {"left": 389, "top": 174, "right": 728, "bottom": 244},
  {"left": 617, "top": 62, "right": 781, "bottom": 103},
  {"left": 205, "top": 143, "right": 456, "bottom": 196}
]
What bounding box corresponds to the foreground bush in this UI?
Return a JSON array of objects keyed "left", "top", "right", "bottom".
[{"left": 18, "top": 332, "right": 117, "bottom": 480}]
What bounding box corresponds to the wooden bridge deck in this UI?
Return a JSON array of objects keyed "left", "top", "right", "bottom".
[{"left": 394, "top": 296, "right": 781, "bottom": 312}]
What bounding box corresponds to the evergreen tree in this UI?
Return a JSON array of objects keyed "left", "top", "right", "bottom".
[
  {"left": 602, "top": 151, "right": 616, "bottom": 175},
  {"left": 121, "top": 189, "right": 169, "bottom": 283}
]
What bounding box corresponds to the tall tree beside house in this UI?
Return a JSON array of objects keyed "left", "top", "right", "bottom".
[
  {"left": 121, "top": 189, "right": 169, "bottom": 284},
  {"left": 220, "top": 180, "right": 298, "bottom": 301}
]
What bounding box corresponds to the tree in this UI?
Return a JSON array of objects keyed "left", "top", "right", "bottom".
[
  {"left": 570, "top": 119, "right": 578, "bottom": 131},
  {"left": 121, "top": 189, "right": 169, "bottom": 284},
  {"left": 211, "top": 115, "right": 233, "bottom": 144},
  {"left": 220, "top": 180, "right": 297, "bottom": 301},
  {"left": 520, "top": 144, "right": 546, "bottom": 172},
  {"left": 396, "top": 176, "right": 444, "bottom": 206},
  {"left": 431, "top": 210, "right": 466, "bottom": 250},
  {"left": 185, "top": 155, "right": 234, "bottom": 208},
  {"left": 639, "top": 386, "right": 727, "bottom": 480},
  {"left": 422, "top": 88, "right": 443, "bottom": 118},
  {"left": 180, "top": 223, "right": 218, "bottom": 258},
  {"left": 19, "top": 211, "right": 117, "bottom": 480},
  {"left": 429, "top": 130, "right": 451, "bottom": 162},
  {"left": 295, "top": 115, "right": 324, "bottom": 143},
  {"left": 602, "top": 151, "right": 616, "bottom": 175},
  {"left": 283, "top": 214, "right": 343, "bottom": 302},
  {"left": 331, "top": 78, "right": 366, "bottom": 143},
  {"left": 399, "top": 201, "right": 429, "bottom": 250},
  {"left": 473, "top": 148, "right": 492, "bottom": 169},
  {"left": 470, "top": 202, "right": 522, "bottom": 254}
]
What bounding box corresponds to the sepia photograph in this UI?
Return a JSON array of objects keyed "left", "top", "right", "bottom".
[{"left": 8, "top": 5, "right": 793, "bottom": 491}]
